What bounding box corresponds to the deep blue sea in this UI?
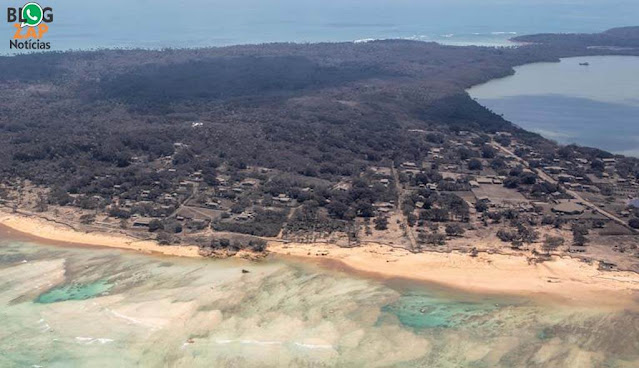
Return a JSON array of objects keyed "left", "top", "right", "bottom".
[{"left": 3, "top": 0, "right": 639, "bottom": 51}]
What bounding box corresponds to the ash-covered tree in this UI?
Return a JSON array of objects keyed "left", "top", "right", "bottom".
[
  {"left": 542, "top": 235, "right": 565, "bottom": 254},
  {"left": 571, "top": 223, "right": 589, "bottom": 246},
  {"left": 468, "top": 158, "right": 483, "bottom": 171},
  {"left": 445, "top": 223, "right": 465, "bottom": 237},
  {"left": 374, "top": 215, "right": 389, "bottom": 230}
]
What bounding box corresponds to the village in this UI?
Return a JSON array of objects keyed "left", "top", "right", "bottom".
[{"left": 1, "top": 128, "right": 639, "bottom": 271}]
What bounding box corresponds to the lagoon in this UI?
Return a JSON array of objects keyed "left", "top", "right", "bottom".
[{"left": 468, "top": 56, "right": 639, "bottom": 156}]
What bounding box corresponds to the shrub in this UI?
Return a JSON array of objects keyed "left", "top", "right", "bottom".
[{"left": 445, "top": 224, "right": 465, "bottom": 237}]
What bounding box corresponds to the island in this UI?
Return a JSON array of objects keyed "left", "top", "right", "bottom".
[{"left": 1, "top": 27, "right": 639, "bottom": 301}]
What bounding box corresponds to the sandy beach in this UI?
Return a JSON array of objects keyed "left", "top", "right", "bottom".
[
  {"left": 1, "top": 210, "right": 638, "bottom": 305},
  {"left": 0, "top": 211, "right": 201, "bottom": 258},
  {"left": 268, "top": 241, "right": 639, "bottom": 306}
]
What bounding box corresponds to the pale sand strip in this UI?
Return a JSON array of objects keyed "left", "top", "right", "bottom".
[
  {"left": 268, "top": 241, "right": 639, "bottom": 306},
  {"left": 0, "top": 212, "right": 201, "bottom": 258},
  {"left": 1, "top": 210, "right": 638, "bottom": 305}
]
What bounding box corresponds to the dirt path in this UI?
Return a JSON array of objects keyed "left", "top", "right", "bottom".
[{"left": 392, "top": 165, "right": 418, "bottom": 250}]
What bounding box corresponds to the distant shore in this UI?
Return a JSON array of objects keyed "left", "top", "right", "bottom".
[{"left": 1, "top": 209, "right": 638, "bottom": 305}]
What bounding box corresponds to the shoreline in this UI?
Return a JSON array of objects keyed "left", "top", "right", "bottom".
[
  {"left": 0, "top": 211, "right": 202, "bottom": 258},
  {"left": 268, "top": 241, "right": 639, "bottom": 307},
  {"left": 1, "top": 210, "right": 638, "bottom": 305}
]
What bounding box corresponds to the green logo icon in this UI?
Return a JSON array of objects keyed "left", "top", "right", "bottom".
[{"left": 21, "top": 2, "right": 43, "bottom": 27}]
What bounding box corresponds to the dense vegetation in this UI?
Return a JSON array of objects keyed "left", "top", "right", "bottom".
[
  {"left": 1, "top": 27, "right": 639, "bottom": 239},
  {"left": 513, "top": 26, "right": 639, "bottom": 48}
]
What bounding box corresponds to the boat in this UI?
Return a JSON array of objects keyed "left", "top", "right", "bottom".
[{"left": 579, "top": 62, "right": 590, "bottom": 66}]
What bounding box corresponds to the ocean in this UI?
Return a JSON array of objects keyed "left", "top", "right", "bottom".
[
  {"left": 1, "top": 235, "right": 638, "bottom": 367},
  {"left": 467, "top": 56, "right": 639, "bottom": 156},
  {"left": 4, "top": 0, "right": 639, "bottom": 52}
]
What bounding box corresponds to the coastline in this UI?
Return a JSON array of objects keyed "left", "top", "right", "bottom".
[
  {"left": 1, "top": 210, "right": 638, "bottom": 305},
  {"left": 0, "top": 211, "right": 202, "bottom": 258},
  {"left": 268, "top": 241, "right": 639, "bottom": 307},
  {"left": 466, "top": 55, "right": 639, "bottom": 157}
]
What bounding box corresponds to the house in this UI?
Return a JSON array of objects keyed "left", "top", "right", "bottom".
[
  {"left": 273, "top": 194, "right": 291, "bottom": 203},
  {"left": 575, "top": 158, "right": 589, "bottom": 164},
  {"left": 557, "top": 174, "right": 576, "bottom": 182},
  {"left": 236, "top": 212, "right": 255, "bottom": 221},
  {"left": 205, "top": 201, "right": 220, "bottom": 209},
  {"left": 565, "top": 183, "right": 583, "bottom": 191},
  {"left": 241, "top": 179, "right": 259, "bottom": 187},
  {"left": 401, "top": 162, "right": 418, "bottom": 169},
  {"left": 132, "top": 217, "right": 154, "bottom": 228},
  {"left": 551, "top": 201, "right": 585, "bottom": 215},
  {"left": 333, "top": 182, "right": 351, "bottom": 191},
  {"left": 581, "top": 185, "right": 600, "bottom": 193},
  {"left": 544, "top": 166, "right": 565, "bottom": 174}
]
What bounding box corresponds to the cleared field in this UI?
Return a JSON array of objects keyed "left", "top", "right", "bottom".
[
  {"left": 176, "top": 206, "right": 224, "bottom": 221},
  {"left": 471, "top": 184, "right": 528, "bottom": 205},
  {"left": 451, "top": 191, "right": 477, "bottom": 204}
]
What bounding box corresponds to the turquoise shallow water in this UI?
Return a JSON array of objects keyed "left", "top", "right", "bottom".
[
  {"left": 35, "top": 280, "right": 113, "bottom": 304},
  {"left": 381, "top": 293, "right": 501, "bottom": 329},
  {"left": 0, "top": 235, "right": 638, "bottom": 367}
]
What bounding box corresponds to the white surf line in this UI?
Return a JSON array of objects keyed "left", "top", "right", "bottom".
[
  {"left": 105, "top": 308, "right": 160, "bottom": 330},
  {"left": 75, "top": 336, "right": 114, "bottom": 345},
  {"left": 293, "top": 342, "right": 334, "bottom": 350},
  {"left": 37, "top": 318, "right": 52, "bottom": 332},
  {"left": 214, "top": 339, "right": 283, "bottom": 346}
]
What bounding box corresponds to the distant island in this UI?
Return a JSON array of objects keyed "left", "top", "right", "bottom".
[
  {"left": 512, "top": 26, "right": 639, "bottom": 49},
  {"left": 1, "top": 26, "right": 639, "bottom": 281}
]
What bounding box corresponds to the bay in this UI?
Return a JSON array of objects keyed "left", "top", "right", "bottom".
[{"left": 468, "top": 56, "right": 639, "bottom": 156}]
